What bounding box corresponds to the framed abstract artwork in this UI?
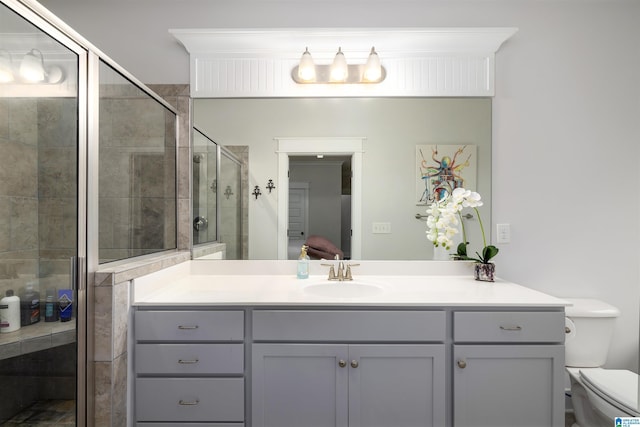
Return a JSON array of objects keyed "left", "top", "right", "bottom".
[{"left": 416, "top": 144, "right": 477, "bottom": 205}]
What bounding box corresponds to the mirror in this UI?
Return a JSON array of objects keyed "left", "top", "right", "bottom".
[{"left": 193, "top": 97, "right": 491, "bottom": 260}]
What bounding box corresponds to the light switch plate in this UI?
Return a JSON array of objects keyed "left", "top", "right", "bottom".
[
  {"left": 372, "top": 222, "right": 392, "bottom": 234},
  {"left": 496, "top": 223, "right": 510, "bottom": 244}
]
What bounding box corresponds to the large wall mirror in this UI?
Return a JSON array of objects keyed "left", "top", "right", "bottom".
[{"left": 193, "top": 97, "right": 491, "bottom": 261}]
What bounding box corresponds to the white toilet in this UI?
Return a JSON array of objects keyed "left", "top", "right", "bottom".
[{"left": 564, "top": 298, "right": 639, "bottom": 427}]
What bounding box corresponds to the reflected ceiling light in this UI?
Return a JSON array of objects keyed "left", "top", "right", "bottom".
[
  {"left": 330, "top": 47, "right": 348, "bottom": 82},
  {"left": 20, "top": 49, "right": 46, "bottom": 82},
  {"left": 18, "top": 49, "right": 65, "bottom": 84},
  {"left": 0, "top": 50, "right": 14, "bottom": 83},
  {"left": 363, "top": 47, "right": 382, "bottom": 82},
  {"left": 297, "top": 47, "right": 316, "bottom": 82},
  {"left": 292, "top": 46, "right": 385, "bottom": 85}
]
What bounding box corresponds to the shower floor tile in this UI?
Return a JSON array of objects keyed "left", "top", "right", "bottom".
[{"left": 2, "top": 400, "right": 75, "bottom": 426}]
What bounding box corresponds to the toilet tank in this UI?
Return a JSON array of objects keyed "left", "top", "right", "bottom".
[{"left": 564, "top": 298, "right": 620, "bottom": 367}]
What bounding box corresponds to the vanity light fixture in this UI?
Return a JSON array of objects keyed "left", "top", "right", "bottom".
[
  {"left": 19, "top": 49, "right": 65, "bottom": 84},
  {"left": 292, "top": 46, "right": 386, "bottom": 85},
  {"left": 266, "top": 179, "right": 276, "bottom": 193},
  {"left": 0, "top": 50, "right": 14, "bottom": 83}
]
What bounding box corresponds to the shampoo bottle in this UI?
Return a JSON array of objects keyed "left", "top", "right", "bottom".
[
  {"left": 20, "top": 282, "right": 40, "bottom": 326},
  {"left": 1, "top": 290, "right": 21, "bottom": 333},
  {"left": 297, "top": 245, "right": 310, "bottom": 279},
  {"left": 45, "top": 288, "right": 58, "bottom": 322}
]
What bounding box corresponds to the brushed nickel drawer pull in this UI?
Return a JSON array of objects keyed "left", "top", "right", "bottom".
[
  {"left": 178, "top": 359, "right": 199, "bottom": 364},
  {"left": 178, "top": 325, "right": 199, "bottom": 330},
  {"left": 178, "top": 399, "right": 199, "bottom": 406},
  {"left": 499, "top": 325, "right": 522, "bottom": 331}
]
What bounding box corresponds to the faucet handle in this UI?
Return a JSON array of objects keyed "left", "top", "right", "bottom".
[
  {"left": 344, "top": 263, "right": 360, "bottom": 280},
  {"left": 321, "top": 263, "right": 338, "bottom": 281}
]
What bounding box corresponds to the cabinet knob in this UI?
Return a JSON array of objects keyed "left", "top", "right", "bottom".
[
  {"left": 350, "top": 360, "right": 359, "bottom": 368},
  {"left": 338, "top": 360, "right": 347, "bottom": 368},
  {"left": 457, "top": 359, "right": 467, "bottom": 369}
]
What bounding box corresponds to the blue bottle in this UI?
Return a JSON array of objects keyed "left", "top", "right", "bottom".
[{"left": 297, "top": 245, "right": 310, "bottom": 279}]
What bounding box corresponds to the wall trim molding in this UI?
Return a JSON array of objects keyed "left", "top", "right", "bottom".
[
  {"left": 275, "top": 137, "right": 364, "bottom": 260},
  {"left": 170, "top": 27, "right": 517, "bottom": 98}
]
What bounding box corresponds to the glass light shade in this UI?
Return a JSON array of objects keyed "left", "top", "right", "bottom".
[
  {"left": 363, "top": 47, "right": 382, "bottom": 82},
  {"left": 297, "top": 47, "right": 316, "bottom": 82},
  {"left": 0, "top": 53, "right": 14, "bottom": 83},
  {"left": 330, "top": 47, "right": 348, "bottom": 82},
  {"left": 20, "top": 49, "right": 45, "bottom": 82}
]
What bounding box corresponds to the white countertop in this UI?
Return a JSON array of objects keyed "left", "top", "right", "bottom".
[{"left": 132, "top": 261, "right": 569, "bottom": 308}]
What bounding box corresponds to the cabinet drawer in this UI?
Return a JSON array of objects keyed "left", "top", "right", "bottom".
[
  {"left": 135, "top": 310, "right": 244, "bottom": 342},
  {"left": 136, "top": 378, "right": 244, "bottom": 422},
  {"left": 454, "top": 311, "right": 565, "bottom": 343},
  {"left": 253, "top": 310, "right": 446, "bottom": 342},
  {"left": 135, "top": 343, "right": 244, "bottom": 375}
]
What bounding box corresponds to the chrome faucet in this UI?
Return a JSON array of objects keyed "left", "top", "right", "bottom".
[{"left": 321, "top": 258, "right": 358, "bottom": 281}]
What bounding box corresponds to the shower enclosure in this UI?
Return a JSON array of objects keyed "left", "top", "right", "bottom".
[
  {"left": 0, "top": 1, "right": 178, "bottom": 425},
  {"left": 192, "top": 128, "right": 244, "bottom": 260}
]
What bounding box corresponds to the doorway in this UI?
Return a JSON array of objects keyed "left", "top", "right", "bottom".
[{"left": 276, "top": 137, "right": 364, "bottom": 260}]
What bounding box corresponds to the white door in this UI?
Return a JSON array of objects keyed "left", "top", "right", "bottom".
[{"left": 288, "top": 184, "right": 309, "bottom": 258}]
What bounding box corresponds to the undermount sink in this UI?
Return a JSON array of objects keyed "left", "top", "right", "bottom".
[{"left": 303, "top": 280, "right": 384, "bottom": 298}]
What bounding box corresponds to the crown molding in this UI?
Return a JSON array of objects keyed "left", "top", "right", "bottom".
[{"left": 170, "top": 27, "right": 518, "bottom": 98}]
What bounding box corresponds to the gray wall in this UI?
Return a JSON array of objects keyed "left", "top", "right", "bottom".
[{"left": 38, "top": 0, "right": 640, "bottom": 371}]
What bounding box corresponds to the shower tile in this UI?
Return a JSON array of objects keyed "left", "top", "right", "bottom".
[
  {"left": 37, "top": 98, "right": 77, "bottom": 148},
  {"left": 112, "top": 281, "right": 129, "bottom": 358},
  {"left": 0, "top": 99, "right": 8, "bottom": 140},
  {"left": 112, "top": 352, "right": 128, "bottom": 427},
  {"left": 0, "top": 141, "right": 37, "bottom": 197},
  {"left": 8, "top": 99, "right": 37, "bottom": 146},
  {"left": 94, "top": 285, "right": 113, "bottom": 362},
  {"left": 10, "top": 198, "right": 38, "bottom": 252},
  {"left": 93, "top": 361, "right": 112, "bottom": 427}
]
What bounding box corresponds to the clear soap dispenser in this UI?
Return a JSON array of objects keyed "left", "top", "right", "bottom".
[{"left": 297, "top": 245, "right": 310, "bottom": 279}]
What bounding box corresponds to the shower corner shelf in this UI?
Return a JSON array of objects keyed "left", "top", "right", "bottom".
[{"left": 0, "top": 319, "right": 76, "bottom": 361}]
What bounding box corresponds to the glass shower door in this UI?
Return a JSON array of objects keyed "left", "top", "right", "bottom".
[
  {"left": 0, "top": 2, "right": 83, "bottom": 425},
  {"left": 219, "top": 148, "right": 243, "bottom": 260}
]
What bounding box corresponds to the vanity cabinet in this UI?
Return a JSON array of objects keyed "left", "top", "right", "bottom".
[
  {"left": 251, "top": 310, "right": 447, "bottom": 427},
  {"left": 132, "top": 306, "right": 565, "bottom": 427},
  {"left": 452, "top": 311, "right": 566, "bottom": 427},
  {"left": 133, "top": 310, "right": 246, "bottom": 427}
]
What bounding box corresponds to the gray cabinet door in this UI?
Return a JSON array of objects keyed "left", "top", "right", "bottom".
[
  {"left": 348, "top": 344, "right": 446, "bottom": 427},
  {"left": 453, "top": 345, "right": 565, "bottom": 427},
  {"left": 252, "top": 343, "right": 349, "bottom": 427}
]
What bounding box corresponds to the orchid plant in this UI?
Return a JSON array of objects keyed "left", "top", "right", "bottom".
[{"left": 425, "top": 187, "right": 499, "bottom": 264}]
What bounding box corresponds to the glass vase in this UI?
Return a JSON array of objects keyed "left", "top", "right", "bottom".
[{"left": 474, "top": 262, "right": 495, "bottom": 282}]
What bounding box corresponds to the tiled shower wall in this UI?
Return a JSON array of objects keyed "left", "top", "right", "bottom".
[
  {"left": 98, "top": 83, "right": 177, "bottom": 263},
  {"left": 0, "top": 96, "right": 77, "bottom": 421},
  {"left": 0, "top": 97, "right": 76, "bottom": 306},
  {"left": 93, "top": 84, "right": 191, "bottom": 427}
]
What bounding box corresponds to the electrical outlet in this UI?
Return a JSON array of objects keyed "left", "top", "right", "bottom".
[
  {"left": 496, "top": 223, "right": 510, "bottom": 244},
  {"left": 372, "top": 222, "right": 392, "bottom": 234}
]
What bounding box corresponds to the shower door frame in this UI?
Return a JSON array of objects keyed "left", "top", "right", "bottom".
[{"left": 2, "top": 0, "right": 90, "bottom": 424}]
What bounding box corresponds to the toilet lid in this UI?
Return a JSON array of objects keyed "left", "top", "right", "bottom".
[{"left": 580, "top": 369, "right": 640, "bottom": 416}]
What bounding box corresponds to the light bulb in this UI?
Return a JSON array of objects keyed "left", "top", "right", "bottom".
[
  {"left": 20, "top": 49, "right": 45, "bottom": 82},
  {"left": 330, "top": 47, "right": 348, "bottom": 82},
  {"left": 0, "top": 50, "right": 14, "bottom": 83},
  {"left": 297, "top": 47, "right": 316, "bottom": 82},
  {"left": 364, "top": 47, "right": 382, "bottom": 82}
]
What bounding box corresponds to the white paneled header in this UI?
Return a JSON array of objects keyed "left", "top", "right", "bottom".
[{"left": 170, "top": 27, "right": 517, "bottom": 98}]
